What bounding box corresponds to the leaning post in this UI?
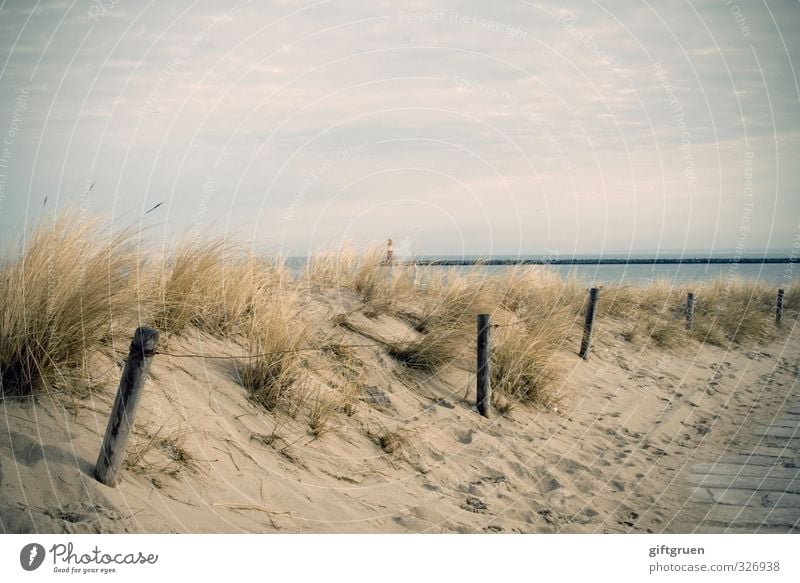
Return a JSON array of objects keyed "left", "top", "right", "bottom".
[
  {"left": 579, "top": 287, "right": 600, "bottom": 360},
  {"left": 94, "top": 326, "right": 159, "bottom": 487},
  {"left": 776, "top": 288, "right": 784, "bottom": 326}
]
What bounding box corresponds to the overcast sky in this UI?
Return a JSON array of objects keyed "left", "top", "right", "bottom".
[{"left": 0, "top": 0, "right": 798, "bottom": 256}]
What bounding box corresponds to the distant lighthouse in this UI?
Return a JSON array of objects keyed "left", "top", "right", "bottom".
[{"left": 384, "top": 238, "right": 394, "bottom": 265}]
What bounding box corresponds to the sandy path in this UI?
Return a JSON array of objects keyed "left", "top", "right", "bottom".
[
  {"left": 684, "top": 392, "right": 800, "bottom": 532},
  {"left": 651, "top": 323, "right": 800, "bottom": 533}
]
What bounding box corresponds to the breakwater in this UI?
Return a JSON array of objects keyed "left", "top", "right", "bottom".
[{"left": 406, "top": 257, "right": 795, "bottom": 266}]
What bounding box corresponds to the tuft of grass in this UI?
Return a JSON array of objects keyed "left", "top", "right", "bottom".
[
  {"left": 416, "top": 271, "right": 494, "bottom": 331},
  {"left": 150, "top": 238, "right": 278, "bottom": 336},
  {"left": 483, "top": 268, "right": 575, "bottom": 407},
  {"left": 386, "top": 325, "right": 471, "bottom": 372},
  {"left": 236, "top": 296, "right": 309, "bottom": 411},
  {"left": 307, "top": 394, "right": 335, "bottom": 438},
  {"left": 304, "top": 246, "right": 357, "bottom": 288},
  {"left": 307, "top": 379, "right": 359, "bottom": 438},
  {"left": 304, "top": 245, "right": 418, "bottom": 317},
  {"left": 150, "top": 237, "right": 227, "bottom": 334},
  {"left": 782, "top": 281, "right": 800, "bottom": 311},
  {"left": 597, "top": 279, "right": 681, "bottom": 322},
  {"left": 496, "top": 266, "right": 584, "bottom": 317},
  {"left": 125, "top": 426, "right": 197, "bottom": 479},
  {"left": 689, "top": 279, "right": 773, "bottom": 345},
  {"left": 645, "top": 316, "right": 685, "bottom": 348},
  {"left": 490, "top": 317, "right": 567, "bottom": 408},
  {"left": 0, "top": 211, "right": 139, "bottom": 396},
  {"left": 205, "top": 255, "right": 285, "bottom": 336},
  {"left": 374, "top": 428, "right": 411, "bottom": 455},
  {"left": 388, "top": 271, "right": 495, "bottom": 372},
  {"left": 352, "top": 247, "right": 390, "bottom": 303}
]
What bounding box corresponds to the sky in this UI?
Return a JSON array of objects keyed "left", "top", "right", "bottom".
[{"left": 0, "top": 0, "right": 798, "bottom": 257}]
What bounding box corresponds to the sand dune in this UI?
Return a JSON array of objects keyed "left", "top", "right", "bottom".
[{"left": 2, "top": 287, "right": 797, "bottom": 534}]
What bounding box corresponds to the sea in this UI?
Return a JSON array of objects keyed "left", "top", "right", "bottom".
[
  {"left": 483, "top": 262, "right": 796, "bottom": 286},
  {"left": 289, "top": 252, "right": 799, "bottom": 287}
]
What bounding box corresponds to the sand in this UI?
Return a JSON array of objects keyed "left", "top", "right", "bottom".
[{"left": 1, "top": 289, "right": 798, "bottom": 534}]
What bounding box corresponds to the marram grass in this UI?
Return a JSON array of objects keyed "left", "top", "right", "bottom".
[{"left": 1, "top": 210, "right": 796, "bottom": 429}]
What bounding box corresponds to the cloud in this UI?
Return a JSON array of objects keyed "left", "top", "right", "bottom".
[{"left": 0, "top": 0, "right": 797, "bottom": 254}]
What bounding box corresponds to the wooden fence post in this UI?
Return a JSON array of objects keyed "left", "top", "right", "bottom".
[
  {"left": 476, "top": 314, "right": 491, "bottom": 418},
  {"left": 685, "top": 292, "right": 695, "bottom": 330},
  {"left": 579, "top": 287, "right": 599, "bottom": 360},
  {"left": 94, "top": 326, "right": 159, "bottom": 487},
  {"left": 776, "top": 288, "right": 784, "bottom": 326}
]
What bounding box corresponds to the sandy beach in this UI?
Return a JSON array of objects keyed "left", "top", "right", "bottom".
[{"left": 2, "top": 279, "right": 797, "bottom": 534}]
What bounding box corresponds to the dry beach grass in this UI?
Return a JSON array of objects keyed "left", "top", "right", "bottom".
[
  {"left": 1, "top": 210, "right": 798, "bottom": 534},
  {"left": 1, "top": 210, "right": 796, "bottom": 418}
]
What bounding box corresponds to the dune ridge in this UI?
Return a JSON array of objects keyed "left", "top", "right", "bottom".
[{"left": 1, "top": 211, "right": 798, "bottom": 533}]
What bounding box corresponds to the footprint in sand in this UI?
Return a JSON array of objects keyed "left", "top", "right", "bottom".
[
  {"left": 544, "top": 475, "right": 562, "bottom": 492},
  {"left": 44, "top": 503, "right": 122, "bottom": 528},
  {"left": 461, "top": 496, "right": 489, "bottom": 514},
  {"left": 559, "top": 459, "right": 588, "bottom": 475},
  {"left": 610, "top": 480, "right": 626, "bottom": 492},
  {"left": 618, "top": 510, "right": 639, "bottom": 528},
  {"left": 622, "top": 428, "right": 643, "bottom": 439},
  {"left": 457, "top": 430, "right": 475, "bottom": 444}
]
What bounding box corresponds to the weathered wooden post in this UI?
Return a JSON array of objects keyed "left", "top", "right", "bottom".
[
  {"left": 579, "top": 287, "right": 599, "bottom": 359},
  {"left": 776, "top": 288, "right": 784, "bottom": 326},
  {"left": 94, "top": 326, "right": 159, "bottom": 487},
  {"left": 685, "top": 292, "right": 695, "bottom": 330},
  {"left": 476, "top": 314, "right": 491, "bottom": 418}
]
